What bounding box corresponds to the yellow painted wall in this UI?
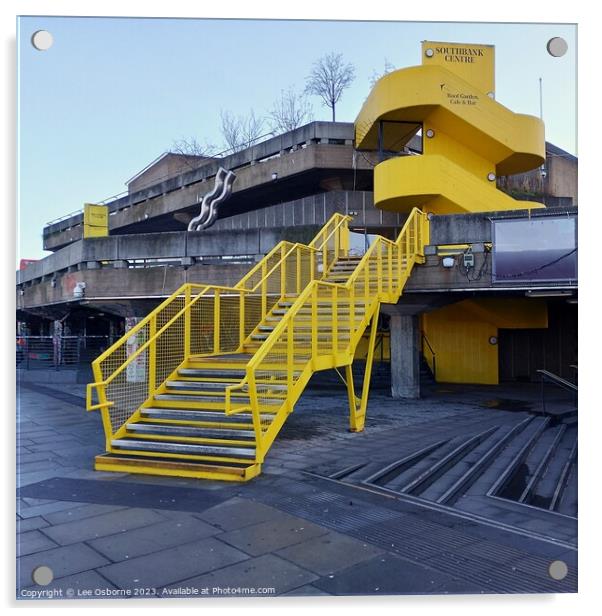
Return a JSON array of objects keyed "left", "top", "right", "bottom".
[
  {"left": 422, "top": 298, "right": 548, "bottom": 384},
  {"left": 422, "top": 303, "right": 499, "bottom": 384}
]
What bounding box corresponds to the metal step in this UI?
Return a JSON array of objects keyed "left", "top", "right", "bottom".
[
  {"left": 167, "top": 380, "right": 233, "bottom": 391},
  {"left": 141, "top": 407, "right": 273, "bottom": 423},
  {"left": 258, "top": 325, "right": 352, "bottom": 333},
  {"left": 126, "top": 422, "right": 256, "bottom": 439},
  {"left": 178, "top": 368, "right": 247, "bottom": 378},
  {"left": 156, "top": 392, "right": 244, "bottom": 402},
  {"left": 155, "top": 393, "right": 283, "bottom": 405},
  {"left": 111, "top": 438, "right": 256, "bottom": 458},
  {"left": 95, "top": 453, "right": 258, "bottom": 480},
  {"left": 165, "top": 380, "right": 287, "bottom": 392},
  {"left": 271, "top": 309, "right": 365, "bottom": 316},
  {"left": 250, "top": 333, "right": 351, "bottom": 341}
]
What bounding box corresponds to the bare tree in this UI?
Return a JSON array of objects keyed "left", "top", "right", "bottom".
[
  {"left": 220, "top": 109, "right": 266, "bottom": 153},
  {"left": 305, "top": 52, "right": 356, "bottom": 122},
  {"left": 370, "top": 58, "right": 396, "bottom": 88},
  {"left": 171, "top": 137, "right": 218, "bottom": 158},
  {"left": 268, "top": 87, "right": 313, "bottom": 134}
]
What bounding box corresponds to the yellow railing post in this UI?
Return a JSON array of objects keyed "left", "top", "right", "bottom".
[
  {"left": 388, "top": 242, "right": 393, "bottom": 295},
  {"left": 332, "top": 285, "right": 338, "bottom": 356},
  {"left": 377, "top": 243, "right": 383, "bottom": 295},
  {"left": 239, "top": 289, "right": 246, "bottom": 348},
  {"left": 349, "top": 278, "right": 355, "bottom": 335},
  {"left": 248, "top": 370, "right": 264, "bottom": 463},
  {"left": 184, "top": 285, "right": 191, "bottom": 358},
  {"left": 281, "top": 244, "right": 286, "bottom": 297},
  {"left": 311, "top": 285, "right": 318, "bottom": 361},
  {"left": 397, "top": 242, "right": 402, "bottom": 291},
  {"left": 296, "top": 246, "right": 301, "bottom": 295},
  {"left": 287, "top": 322, "right": 294, "bottom": 393},
  {"left": 148, "top": 314, "right": 157, "bottom": 397},
  {"left": 422, "top": 212, "right": 430, "bottom": 251},
  {"left": 214, "top": 289, "right": 221, "bottom": 354},
  {"left": 261, "top": 261, "right": 267, "bottom": 319},
  {"left": 341, "top": 218, "right": 349, "bottom": 256}
]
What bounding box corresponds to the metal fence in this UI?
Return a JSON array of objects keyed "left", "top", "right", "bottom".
[{"left": 16, "top": 335, "right": 116, "bottom": 370}]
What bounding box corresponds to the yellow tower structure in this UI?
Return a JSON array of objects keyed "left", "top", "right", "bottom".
[
  {"left": 355, "top": 41, "right": 546, "bottom": 216},
  {"left": 355, "top": 42, "right": 549, "bottom": 384}
]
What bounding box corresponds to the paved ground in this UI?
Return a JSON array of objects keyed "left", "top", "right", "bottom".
[{"left": 16, "top": 370, "right": 577, "bottom": 600}]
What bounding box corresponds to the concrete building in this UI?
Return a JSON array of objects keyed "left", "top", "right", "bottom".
[{"left": 18, "top": 38, "right": 577, "bottom": 405}]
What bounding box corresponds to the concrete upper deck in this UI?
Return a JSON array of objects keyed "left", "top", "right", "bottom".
[{"left": 43, "top": 122, "right": 378, "bottom": 252}]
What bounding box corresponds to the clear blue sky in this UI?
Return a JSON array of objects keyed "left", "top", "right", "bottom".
[{"left": 17, "top": 17, "right": 576, "bottom": 262}]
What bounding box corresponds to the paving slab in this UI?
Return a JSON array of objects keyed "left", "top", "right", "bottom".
[
  {"left": 17, "top": 542, "right": 111, "bottom": 590},
  {"left": 17, "top": 516, "right": 50, "bottom": 533},
  {"left": 219, "top": 514, "right": 329, "bottom": 556},
  {"left": 41, "top": 507, "right": 167, "bottom": 546},
  {"left": 17, "top": 530, "right": 59, "bottom": 557},
  {"left": 17, "top": 500, "right": 89, "bottom": 520},
  {"left": 42, "top": 503, "right": 129, "bottom": 526},
  {"left": 313, "top": 554, "right": 462, "bottom": 595},
  {"left": 276, "top": 531, "right": 384, "bottom": 576},
  {"left": 97, "top": 537, "right": 249, "bottom": 590},
  {"left": 161, "top": 553, "right": 318, "bottom": 597},
  {"left": 195, "top": 497, "right": 295, "bottom": 531},
  {"left": 88, "top": 515, "right": 222, "bottom": 561}
]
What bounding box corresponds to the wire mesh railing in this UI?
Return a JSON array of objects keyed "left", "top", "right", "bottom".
[{"left": 86, "top": 213, "right": 350, "bottom": 443}]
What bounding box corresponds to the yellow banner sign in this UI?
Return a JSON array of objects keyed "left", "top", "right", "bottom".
[{"left": 83, "top": 203, "right": 108, "bottom": 238}]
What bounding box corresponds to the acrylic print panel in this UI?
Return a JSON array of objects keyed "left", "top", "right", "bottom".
[{"left": 16, "top": 15, "right": 577, "bottom": 601}]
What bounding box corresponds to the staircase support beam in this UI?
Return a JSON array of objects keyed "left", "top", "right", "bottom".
[{"left": 347, "top": 308, "right": 379, "bottom": 432}]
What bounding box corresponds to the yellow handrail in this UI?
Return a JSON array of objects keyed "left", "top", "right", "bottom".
[
  {"left": 87, "top": 212, "right": 349, "bottom": 441},
  {"left": 233, "top": 208, "right": 429, "bottom": 461}
]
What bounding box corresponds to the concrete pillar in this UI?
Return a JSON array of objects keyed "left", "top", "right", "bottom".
[
  {"left": 390, "top": 314, "right": 421, "bottom": 399},
  {"left": 52, "top": 320, "right": 63, "bottom": 368}
]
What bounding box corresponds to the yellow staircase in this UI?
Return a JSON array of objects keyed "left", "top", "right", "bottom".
[{"left": 87, "top": 210, "right": 429, "bottom": 480}]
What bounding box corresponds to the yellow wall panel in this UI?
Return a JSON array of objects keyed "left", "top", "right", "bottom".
[
  {"left": 423, "top": 307, "right": 498, "bottom": 384},
  {"left": 422, "top": 298, "right": 548, "bottom": 385}
]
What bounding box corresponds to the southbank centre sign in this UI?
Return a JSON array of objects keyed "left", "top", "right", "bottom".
[{"left": 422, "top": 40, "right": 495, "bottom": 95}]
